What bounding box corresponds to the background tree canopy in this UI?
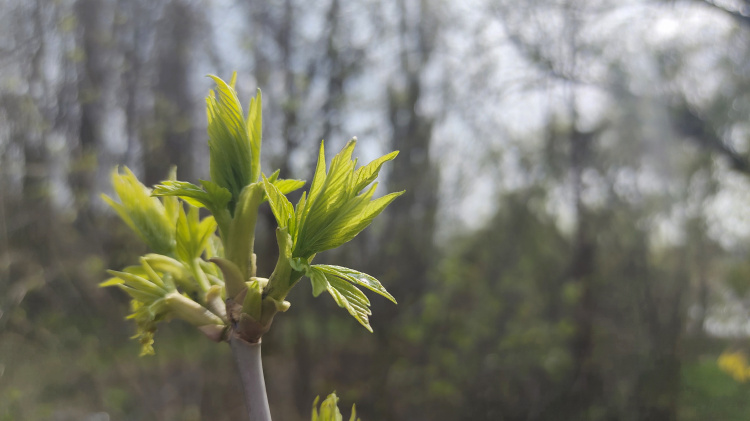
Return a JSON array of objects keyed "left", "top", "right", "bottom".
[{"left": 3, "top": 0, "right": 750, "bottom": 420}]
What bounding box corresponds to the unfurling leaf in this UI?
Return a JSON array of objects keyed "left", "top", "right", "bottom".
[
  {"left": 311, "top": 392, "right": 360, "bottom": 421},
  {"left": 206, "top": 76, "right": 262, "bottom": 212},
  {"left": 263, "top": 170, "right": 306, "bottom": 202},
  {"left": 102, "top": 167, "right": 175, "bottom": 256},
  {"left": 313, "top": 265, "right": 396, "bottom": 304},
  {"left": 327, "top": 276, "right": 372, "bottom": 332},
  {"left": 152, "top": 180, "right": 231, "bottom": 213},
  {"left": 175, "top": 205, "right": 217, "bottom": 264},
  {"left": 306, "top": 265, "right": 394, "bottom": 332},
  {"left": 263, "top": 174, "right": 295, "bottom": 229},
  {"left": 308, "top": 267, "right": 329, "bottom": 297},
  {"left": 292, "top": 139, "right": 403, "bottom": 259}
]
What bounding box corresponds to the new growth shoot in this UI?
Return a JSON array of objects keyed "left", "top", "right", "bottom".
[{"left": 101, "top": 73, "right": 401, "bottom": 419}]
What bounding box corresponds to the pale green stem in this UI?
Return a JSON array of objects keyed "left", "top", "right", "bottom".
[
  {"left": 164, "top": 292, "right": 224, "bottom": 326},
  {"left": 230, "top": 336, "right": 272, "bottom": 421},
  {"left": 227, "top": 183, "right": 263, "bottom": 280},
  {"left": 263, "top": 227, "right": 304, "bottom": 302},
  {"left": 214, "top": 208, "right": 232, "bottom": 245},
  {"left": 191, "top": 258, "right": 211, "bottom": 292}
]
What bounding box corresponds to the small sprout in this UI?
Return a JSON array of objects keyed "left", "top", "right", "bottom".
[{"left": 311, "top": 392, "right": 360, "bottom": 421}]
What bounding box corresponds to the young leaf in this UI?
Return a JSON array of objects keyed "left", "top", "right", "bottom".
[
  {"left": 247, "top": 88, "right": 262, "bottom": 182},
  {"left": 175, "top": 204, "right": 217, "bottom": 264},
  {"left": 103, "top": 263, "right": 176, "bottom": 356},
  {"left": 105, "top": 270, "right": 166, "bottom": 298},
  {"left": 300, "top": 184, "right": 376, "bottom": 254},
  {"left": 307, "top": 141, "right": 328, "bottom": 209},
  {"left": 307, "top": 266, "right": 330, "bottom": 297},
  {"left": 175, "top": 206, "right": 194, "bottom": 263},
  {"left": 352, "top": 150, "right": 399, "bottom": 194},
  {"left": 206, "top": 75, "right": 261, "bottom": 211},
  {"left": 311, "top": 189, "right": 404, "bottom": 253},
  {"left": 141, "top": 254, "right": 194, "bottom": 290},
  {"left": 127, "top": 299, "right": 169, "bottom": 356},
  {"left": 326, "top": 275, "right": 373, "bottom": 332},
  {"left": 152, "top": 180, "right": 232, "bottom": 214},
  {"left": 102, "top": 167, "right": 175, "bottom": 256},
  {"left": 312, "top": 392, "right": 349, "bottom": 421},
  {"left": 262, "top": 174, "right": 295, "bottom": 229},
  {"left": 312, "top": 265, "right": 396, "bottom": 304},
  {"left": 292, "top": 139, "right": 402, "bottom": 259},
  {"left": 273, "top": 178, "right": 306, "bottom": 195},
  {"left": 162, "top": 166, "right": 180, "bottom": 229}
]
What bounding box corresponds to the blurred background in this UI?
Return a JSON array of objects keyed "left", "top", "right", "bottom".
[{"left": 4, "top": 0, "right": 750, "bottom": 420}]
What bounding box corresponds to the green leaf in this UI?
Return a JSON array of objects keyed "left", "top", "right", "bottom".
[
  {"left": 116, "top": 284, "right": 162, "bottom": 303},
  {"left": 262, "top": 174, "right": 295, "bottom": 229},
  {"left": 127, "top": 299, "right": 169, "bottom": 356},
  {"left": 204, "top": 234, "right": 224, "bottom": 261},
  {"left": 292, "top": 140, "right": 402, "bottom": 258},
  {"left": 175, "top": 206, "right": 194, "bottom": 263},
  {"left": 99, "top": 277, "right": 124, "bottom": 287},
  {"left": 312, "top": 265, "right": 396, "bottom": 304},
  {"left": 312, "top": 139, "right": 356, "bottom": 211},
  {"left": 312, "top": 392, "right": 344, "bottom": 421},
  {"left": 293, "top": 191, "right": 307, "bottom": 240},
  {"left": 352, "top": 150, "right": 399, "bottom": 193},
  {"left": 307, "top": 141, "right": 328, "bottom": 210},
  {"left": 141, "top": 254, "right": 193, "bottom": 289},
  {"left": 307, "top": 266, "right": 329, "bottom": 297},
  {"left": 105, "top": 270, "right": 165, "bottom": 297},
  {"left": 102, "top": 167, "right": 175, "bottom": 256},
  {"left": 198, "top": 217, "right": 219, "bottom": 254},
  {"left": 258, "top": 169, "right": 306, "bottom": 203},
  {"left": 267, "top": 169, "right": 281, "bottom": 183},
  {"left": 152, "top": 180, "right": 231, "bottom": 214},
  {"left": 313, "top": 189, "right": 405, "bottom": 253},
  {"left": 163, "top": 166, "right": 180, "bottom": 228},
  {"left": 274, "top": 178, "right": 306, "bottom": 195},
  {"left": 201, "top": 179, "right": 234, "bottom": 208},
  {"left": 326, "top": 274, "right": 373, "bottom": 332},
  {"left": 101, "top": 264, "right": 147, "bottom": 284},
  {"left": 103, "top": 255, "right": 227, "bottom": 355},
  {"left": 301, "top": 184, "right": 375, "bottom": 254},
  {"left": 247, "top": 88, "right": 262, "bottom": 183},
  {"left": 289, "top": 257, "right": 308, "bottom": 272},
  {"left": 140, "top": 258, "right": 168, "bottom": 290},
  {"left": 206, "top": 75, "right": 261, "bottom": 211},
  {"left": 312, "top": 396, "right": 320, "bottom": 421},
  {"left": 306, "top": 264, "right": 396, "bottom": 331},
  {"left": 175, "top": 204, "right": 217, "bottom": 265}
]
